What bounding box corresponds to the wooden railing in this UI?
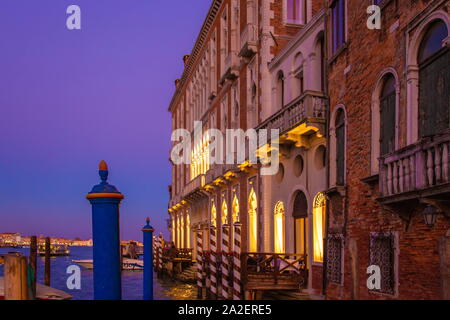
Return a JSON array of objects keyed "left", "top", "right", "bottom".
[
  {"left": 380, "top": 131, "right": 450, "bottom": 197},
  {"left": 242, "top": 252, "right": 307, "bottom": 287},
  {"left": 256, "top": 91, "right": 327, "bottom": 135}
]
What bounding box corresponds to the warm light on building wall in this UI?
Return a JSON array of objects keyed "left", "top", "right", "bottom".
[
  {"left": 248, "top": 188, "right": 258, "bottom": 252},
  {"left": 274, "top": 201, "right": 285, "bottom": 253},
  {"left": 191, "top": 131, "right": 210, "bottom": 180},
  {"left": 313, "top": 193, "right": 326, "bottom": 263}
]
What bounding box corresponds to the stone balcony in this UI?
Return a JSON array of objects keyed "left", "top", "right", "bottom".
[
  {"left": 204, "top": 163, "right": 237, "bottom": 186},
  {"left": 379, "top": 130, "right": 450, "bottom": 208},
  {"left": 239, "top": 23, "right": 258, "bottom": 59},
  {"left": 256, "top": 90, "right": 327, "bottom": 148},
  {"left": 220, "top": 52, "right": 240, "bottom": 84}
]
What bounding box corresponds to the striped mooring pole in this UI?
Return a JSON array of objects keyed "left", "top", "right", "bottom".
[
  {"left": 221, "top": 224, "right": 231, "bottom": 299},
  {"left": 232, "top": 222, "right": 242, "bottom": 300},
  {"left": 209, "top": 225, "right": 218, "bottom": 299},
  {"left": 142, "top": 217, "right": 154, "bottom": 300},
  {"left": 152, "top": 235, "right": 156, "bottom": 268},
  {"left": 86, "top": 160, "right": 124, "bottom": 300},
  {"left": 196, "top": 228, "right": 204, "bottom": 299},
  {"left": 158, "top": 233, "right": 163, "bottom": 276}
]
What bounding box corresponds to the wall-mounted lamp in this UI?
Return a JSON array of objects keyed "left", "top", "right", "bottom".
[{"left": 423, "top": 205, "right": 438, "bottom": 227}]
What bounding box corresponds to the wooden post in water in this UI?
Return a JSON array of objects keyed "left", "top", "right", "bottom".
[
  {"left": 44, "top": 237, "right": 51, "bottom": 286},
  {"left": 4, "top": 253, "right": 29, "bottom": 300},
  {"left": 29, "top": 236, "right": 37, "bottom": 298}
]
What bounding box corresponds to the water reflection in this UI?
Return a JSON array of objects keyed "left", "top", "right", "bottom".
[{"left": 0, "top": 247, "right": 197, "bottom": 300}]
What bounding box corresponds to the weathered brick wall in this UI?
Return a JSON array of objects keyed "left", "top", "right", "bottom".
[{"left": 326, "top": 0, "right": 450, "bottom": 300}]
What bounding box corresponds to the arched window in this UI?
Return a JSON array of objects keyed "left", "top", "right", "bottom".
[
  {"left": 313, "top": 193, "right": 326, "bottom": 263},
  {"left": 248, "top": 188, "right": 258, "bottom": 252},
  {"left": 180, "top": 214, "right": 185, "bottom": 248},
  {"left": 380, "top": 74, "right": 396, "bottom": 155},
  {"left": 274, "top": 202, "right": 285, "bottom": 253},
  {"left": 276, "top": 71, "right": 285, "bottom": 109},
  {"left": 232, "top": 194, "right": 240, "bottom": 223},
  {"left": 221, "top": 200, "right": 228, "bottom": 225},
  {"left": 231, "top": 194, "right": 240, "bottom": 252},
  {"left": 171, "top": 216, "right": 176, "bottom": 245},
  {"left": 292, "top": 191, "right": 308, "bottom": 256},
  {"left": 211, "top": 202, "right": 217, "bottom": 227},
  {"left": 186, "top": 213, "right": 191, "bottom": 248},
  {"left": 418, "top": 20, "right": 449, "bottom": 137},
  {"left": 176, "top": 215, "right": 181, "bottom": 248},
  {"left": 335, "top": 109, "right": 346, "bottom": 185}
]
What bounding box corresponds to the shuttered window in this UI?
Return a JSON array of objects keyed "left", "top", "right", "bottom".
[
  {"left": 418, "top": 20, "right": 449, "bottom": 137},
  {"left": 335, "top": 109, "right": 345, "bottom": 185},
  {"left": 380, "top": 74, "right": 396, "bottom": 155}
]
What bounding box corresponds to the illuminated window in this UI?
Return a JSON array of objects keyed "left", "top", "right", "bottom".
[
  {"left": 221, "top": 200, "right": 228, "bottom": 225},
  {"left": 313, "top": 193, "right": 326, "bottom": 263},
  {"left": 186, "top": 214, "right": 191, "bottom": 248},
  {"left": 232, "top": 194, "right": 240, "bottom": 223},
  {"left": 180, "top": 214, "right": 185, "bottom": 248},
  {"left": 248, "top": 188, "right": 258, "bottom": 252},
  {"left": 177, "top": 215, "right": 181, "bottom": 248},
  {"left": 211, "top": 202, "right": 217, "bottom": 227},
  {"left": 191, "top": 131, "right": 210, "bottom": 180},
  {"left": 274, "top": 201, "right": 285, "bottom": 253}
]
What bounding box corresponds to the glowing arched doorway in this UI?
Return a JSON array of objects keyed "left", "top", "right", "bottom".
[
  {"left": 292, "top": 191, "right": 308, "bottom": 258},
  {"left": 274, "top": 201, "right": 285, "bottom": 253},
  {"left": 313, "top": 193, "right": 326, "bottom": 263},
  {"left": 248, "top": 188, "right": 258, "bottom": 252}
]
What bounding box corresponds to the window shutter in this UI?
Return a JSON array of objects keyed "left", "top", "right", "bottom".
[{"left": 419, "top": 50, "right": 450, "bottom": 137}]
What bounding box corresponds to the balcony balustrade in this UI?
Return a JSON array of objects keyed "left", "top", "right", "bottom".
[
  {"left": 239, "top": 23, "right": 258, "bottom": 58},
  {"left": 256, "top": 91, "right": 327, "bottom": 147},
  {"left": 379, "top": 130, "right": 450, "bottom": 201},
  {"left": 220, "top": 52, "right": 240, "bottom": 84}
]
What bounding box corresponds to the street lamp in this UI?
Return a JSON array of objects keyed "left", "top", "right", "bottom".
[{"left": 423, "top": 205, "right": 438, "bottom": 227}]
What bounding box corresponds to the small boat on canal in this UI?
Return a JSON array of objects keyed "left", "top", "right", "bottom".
[{"left": 73, "top": 258, "right": 144, "bottom": 271}]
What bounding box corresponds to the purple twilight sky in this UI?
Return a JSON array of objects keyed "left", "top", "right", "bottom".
[{"left": 0, "top": 0, "right": 211, "bottom": 240}]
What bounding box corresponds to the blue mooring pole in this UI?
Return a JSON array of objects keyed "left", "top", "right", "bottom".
[
  {"left": 86, "top": 160, "right": 124, "bottom": 300},
  {"left": 142, "top": 217, "right": 154, "bottom": 300}
]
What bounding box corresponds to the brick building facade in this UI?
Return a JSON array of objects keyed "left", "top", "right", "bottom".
[
  {"left": 325, "top": 0, "right": 450, "bottom": 300},
  {"left": 167, "top": 0, "right": 450, "bottom": 300}
]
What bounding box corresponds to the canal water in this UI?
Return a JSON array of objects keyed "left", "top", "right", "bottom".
[{"left": 0, "top": 247, "right": 197, "bottom": 300}]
